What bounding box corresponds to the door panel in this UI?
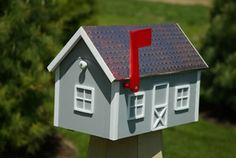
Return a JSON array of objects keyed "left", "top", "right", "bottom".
[{"left": 151, "top": 83, "right": 169, "bottom": 130}]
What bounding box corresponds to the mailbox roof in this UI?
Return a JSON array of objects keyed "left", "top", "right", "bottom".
[{"left": 48, "top": 24, "right": 208, "bottom": 81}]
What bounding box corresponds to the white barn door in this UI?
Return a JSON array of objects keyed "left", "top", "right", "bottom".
[{"left": 151, "top": 83, "right": 169, "bottom": 131}]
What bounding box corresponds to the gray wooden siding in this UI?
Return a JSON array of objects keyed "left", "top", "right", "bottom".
[
  {"left": 117, "top": 71, "right": 198, "bottom": 139},
  {"left": 58, "top": 39, "right": 111, "bottom": 138}
]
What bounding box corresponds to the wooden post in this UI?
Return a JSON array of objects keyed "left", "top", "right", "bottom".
[{"left": 88, "top": 131, "right": 163, "bottom": 158}]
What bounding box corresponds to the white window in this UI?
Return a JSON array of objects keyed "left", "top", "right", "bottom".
[
  {"left": 128, "top": 92, "right": 145, "bottom": 120},
  {"left": 174, "top": 85, "right": 190, "bottom": 111},
  {"left": 74, "top": 85, "right": 94, "bottom": 114}
]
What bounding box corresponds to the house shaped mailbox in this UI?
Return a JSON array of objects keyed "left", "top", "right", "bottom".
[{"left": 47, "top": 24, "right": 208, "bottom": 140}]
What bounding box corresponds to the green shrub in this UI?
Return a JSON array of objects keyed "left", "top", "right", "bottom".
[
  {"left": 0, "top": 0, "right": 95, "bottom": 156},
  {"left": 201, "top": 0, "right": 236, "bottom": 110}
]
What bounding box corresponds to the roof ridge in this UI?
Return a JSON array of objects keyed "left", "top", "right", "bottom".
[{"left": 82, "top": 23, "right": 177, "bottom": 28}]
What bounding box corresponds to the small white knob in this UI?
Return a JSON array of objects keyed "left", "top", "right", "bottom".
[{"left": 79, "top": 60, "right": 87, "bottom": 69}]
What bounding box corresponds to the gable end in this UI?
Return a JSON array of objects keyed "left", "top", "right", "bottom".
[{"left": 47, "top": 27, "right": 115, "bottom": 82}]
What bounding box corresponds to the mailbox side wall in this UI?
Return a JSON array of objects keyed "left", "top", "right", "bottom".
[
  {"left": 57, "top": 39, "right": 111, "bottom": 138},
  {"left": 117, "top": 71, "right": 199, "bottom": 139}
]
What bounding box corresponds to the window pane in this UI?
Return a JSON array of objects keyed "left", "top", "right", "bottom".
[
  {"left": 76, "top": 88, "right": 84, "bottom": 98},
  {"left": 137, "top": 95, "right": 143, "bottom": 104},
  {"left": 183, "top": 87, "right": 189, "bottom": 97},
  {"left": 84, "top": 101, "right": 92, "bottom": 111},
  {"left": 183, "top": 98, "right": 188, "bottom": 107},
  {"left": 76, "top": 98, "right": 83, "bottom": 109},
  {"left": 85, "top": 89, "right": 92, "bottom": 99},
  {"left": 177, "top": 99, "right": 182, "bottom": 108},
  {"left": 136, "top": 106, "right": 143, "bottom": 117},
  {"left": 177, "top": 89, "right": 182, "bottom": 97}
]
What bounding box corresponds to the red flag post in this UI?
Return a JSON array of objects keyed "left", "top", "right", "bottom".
[{"left": 124, "top": 28, "right": 152, "bottom": 92}]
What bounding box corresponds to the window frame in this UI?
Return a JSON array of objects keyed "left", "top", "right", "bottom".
[
  {"left": 74, "top": 84, "right": 95, "bottom": 114},
  {"left": 174, "top": 84, "right": 190, "bottom": 111},
  {"left": 128, "top": 91, "right": 145, "bottom": 120}
]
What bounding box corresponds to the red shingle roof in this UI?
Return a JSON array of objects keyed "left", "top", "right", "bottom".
[{"left": 83, "top": 24, "right": 208, "bottom": 80}]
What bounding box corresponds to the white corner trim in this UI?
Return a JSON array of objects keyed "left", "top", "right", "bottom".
[
  {"left": 176, "top": 23, "right": 209, "bottom": 68},
  {"left": 54, "top": 67, "right": 60, "bottom": 126},
  {"left": 47, "top": 27, "right": 115, "bottom": 82},
  {"left": 195, "top": 71, "right": 201, "bottom": 121},
  {"left": 109, "top": 82, "right": 120, "bottom": 140},
  {"left": 174, "top": 84, "right": 190, "bottom": 111}
]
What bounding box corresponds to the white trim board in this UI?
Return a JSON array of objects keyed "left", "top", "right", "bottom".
[
  {"left": 47, "top": 27, "right": 115, "bottom": 82},
  {"left": 195, "top": 71, "right": 201, "bottom": 121},
  {"left": 109, "top": 82, "right": 120, "bottom": 140},
  {"left": 176, "top": 23, "right": 209, "bottom": 68},
  {"left": 54, "top": 67, "right": 60, "bottom": 126}
]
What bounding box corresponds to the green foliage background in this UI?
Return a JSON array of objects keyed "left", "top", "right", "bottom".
[
  {"left": 0, "top": 0, "right": 95, "bottom": 156},
  {"left": 0, "top": 0, "right": 235, "bottom": 157},
  {"left": 201, "top": 0, "right": 236, "bottom": 109}
]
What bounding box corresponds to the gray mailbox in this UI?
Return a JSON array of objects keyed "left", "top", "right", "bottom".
[{"left": 47, "top": 24, "right": 208, "bottom": 141}]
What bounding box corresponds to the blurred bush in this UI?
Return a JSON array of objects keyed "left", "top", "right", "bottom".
[
  {"left": 201, "top": 0, "right": 236, "bottom": 111},
  {"left": 0, "top": 0, "right": 95, "bottom": 156}
]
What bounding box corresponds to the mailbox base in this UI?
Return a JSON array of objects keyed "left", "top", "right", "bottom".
[{"left": 87, "top": 131, "right": 163, "bottom": 158}]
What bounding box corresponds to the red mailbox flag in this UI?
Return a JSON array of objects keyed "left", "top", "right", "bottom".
[{"left": 124, "top": 28, "right": 152, "bottom": 92}]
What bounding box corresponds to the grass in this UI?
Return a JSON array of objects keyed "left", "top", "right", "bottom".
[
  {"left": 95, "top": 0, "right": 210, "bottom": 48},
  {"left": 59, "top": 129, "right": 89, "bottom": 158},
  {"left": 164, "top": 118, "right": 236, "bottom": 158},
  {"left": 59, "top": 117, "right": 236, "bottom": 158},
  {"left": 58, "top": 0, "right": 236, "bottom": 157}
]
